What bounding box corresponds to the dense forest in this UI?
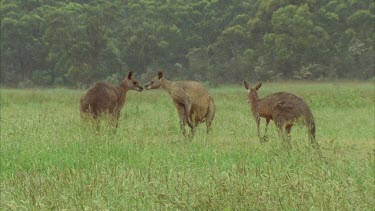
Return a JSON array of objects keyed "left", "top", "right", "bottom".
[{"left": 1, "top": 0, "right": 374, "bottom": 87}]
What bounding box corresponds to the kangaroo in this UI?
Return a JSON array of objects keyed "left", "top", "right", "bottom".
[
  {"left": 243, "top": 81, "right": 318, "bottom": 147},
  {"left": 144, "top": 70, "right": 215, "bottom": 136},
  {"left": 80, "top": 71, "right": 143, "bottom": 128}
]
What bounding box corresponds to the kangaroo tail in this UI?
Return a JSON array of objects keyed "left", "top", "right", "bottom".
[
  {"left": 305, "top": 114, "right": 319, "bottom": 148},
  {"left": 204, "top": 98, "right": 216, "bottom": 134},
  {"left": 208, "top": 98, "right": 215, "bottom": 115},
  {"left": 310, "top": 119, "right": 316, "bottom": 141}
]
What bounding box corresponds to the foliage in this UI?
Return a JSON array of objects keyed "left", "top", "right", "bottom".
[{"left": 1, "top": 0, "right": 374, "bottom": 87}]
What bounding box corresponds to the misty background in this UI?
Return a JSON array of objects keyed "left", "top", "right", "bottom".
[{"left": 1, "top": 0, "right": 374, "bottom": 88}]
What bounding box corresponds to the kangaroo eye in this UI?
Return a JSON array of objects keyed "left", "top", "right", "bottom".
[{"left": 133, "top": 81, "right": 137, "bottom": 85}]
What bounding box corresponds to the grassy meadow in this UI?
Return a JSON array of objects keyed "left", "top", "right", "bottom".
[{"left": 1, "top": 82, "right": 374, "bottom": 210}]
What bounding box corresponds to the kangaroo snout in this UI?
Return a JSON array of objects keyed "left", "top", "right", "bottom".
[
  {"left": 144, "top": 82, "right": 157, "bottom": 90},
  {"left": 144, "top": 83, "right": 151, "bottom": 90}
]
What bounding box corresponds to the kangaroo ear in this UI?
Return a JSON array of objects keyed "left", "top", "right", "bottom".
[
  {"left": 243, "top": 81, "right": 250, "bottom": 90},
  {"left": 127, "top": 71, "right": 134, "bottom": 80},
  {"left": 157, "top": 69, "right": 164, "bottom": 79},
  {"left": 255, "top": 82, "right": 262, "bottom": 90}
]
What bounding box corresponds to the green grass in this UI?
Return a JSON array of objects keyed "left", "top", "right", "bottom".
[{"left": 1, "top": 82, "right": 374, "bottom": 210}]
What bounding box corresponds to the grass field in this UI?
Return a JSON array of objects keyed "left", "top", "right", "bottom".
[{"left": 1, "top": 82, "right": 374, "bottom": 210}]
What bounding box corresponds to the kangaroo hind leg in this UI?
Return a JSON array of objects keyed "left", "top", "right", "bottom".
[
  {"left": 176, "top": 104, "right": 188, "bottom": 136},
  {"left": 183, "top": 95, "right": 194, "bottom": 129},
  {"left": 275, "top": 118, "right": 291, "bottom": 148},
  {"left": 286, "top": 124, "right": 292, "bottom": 141},
  {"left": 263, "top": 118, "right": 271, "bottom": 141}
]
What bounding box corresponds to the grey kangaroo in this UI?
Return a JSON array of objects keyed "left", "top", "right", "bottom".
[
  {"left": 145, "top": 70, "right": 215, "bottom": 136},
  {"left": 243, "top": 81, "right": 318, "bottom": 148},
  {"left": 80, "top": 71, "right": 143, "bottom": 128}
]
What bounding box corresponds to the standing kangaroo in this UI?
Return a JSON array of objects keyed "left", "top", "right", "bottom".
[
  {"left": 80, "top": 71, "right": 143, "bottom": 128},
  {"left": 144, "top": 70, "right": 215, "bottom": 136},
  {"left": 243, "top": 81, "right": 318, "bottom": 147}
]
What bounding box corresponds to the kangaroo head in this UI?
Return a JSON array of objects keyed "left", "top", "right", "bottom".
[
  {"left": 120, "top": 71, "right": 143, "bottom": 92},
  {"left": 145, "top": 69, "right": 164, "bottom": 90},
  {"left": 243, "top": 81, "right": 262, "bottom": 103}
]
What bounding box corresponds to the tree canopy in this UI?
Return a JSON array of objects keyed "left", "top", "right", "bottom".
[{"left": 1, "top": 0, "right": 374, "bottom": 87}]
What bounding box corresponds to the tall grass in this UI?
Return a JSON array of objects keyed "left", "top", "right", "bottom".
[{"left": 1, "top": 82, "right": 374, "bottom": 210}]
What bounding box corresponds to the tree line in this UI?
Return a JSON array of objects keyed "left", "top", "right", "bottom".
[{"left": 1, "top": 0, "right": 374, "bottom": 87}]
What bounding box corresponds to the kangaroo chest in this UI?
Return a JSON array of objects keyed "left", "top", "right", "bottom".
[{"left": 255, "top": 104, "right": 274, "bottom": 120}]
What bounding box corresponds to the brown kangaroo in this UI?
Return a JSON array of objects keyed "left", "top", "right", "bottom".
[
  {"left": 80, "top": 71, "right": 143, "bottom": 127},
  {"left": 144, "top": 70, "right": 215, "bottom": 136},
  {"left": 243, "top": 81, "right": 318, "bottom": 147}
]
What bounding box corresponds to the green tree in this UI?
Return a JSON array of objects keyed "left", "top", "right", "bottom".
[{"left": 263, "top": 4, "right": 330, "bottom": 78}]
